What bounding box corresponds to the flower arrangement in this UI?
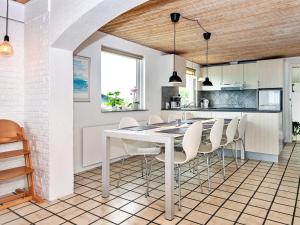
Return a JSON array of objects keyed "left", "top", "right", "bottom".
[{"left": 129, "top": 86, "right": 140, "bottom": 109}]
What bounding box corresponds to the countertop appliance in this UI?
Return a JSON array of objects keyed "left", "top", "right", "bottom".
[
  {"left": 258, "top": 88, "right": 282, "bottom": 111},
  {"left": 170, "top": 95, "right": 181, "bottom": 109},
  {"left": 200, "top": 98, "right": 209, "bottom": 108}
]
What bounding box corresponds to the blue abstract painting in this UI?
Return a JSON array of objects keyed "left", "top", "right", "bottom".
[{"left": 73, "top": 55, "right": 90, "bottom": 101}]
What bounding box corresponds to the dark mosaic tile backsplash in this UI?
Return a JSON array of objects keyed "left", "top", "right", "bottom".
[{"left": 198, "top": 89, "right": 257, "bottom": 108}]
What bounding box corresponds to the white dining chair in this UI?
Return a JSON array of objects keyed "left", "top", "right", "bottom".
[
  {"left": 234, "top": 114, "right": 247, "bottom": 159},
  {"left": 155, "top": 121, "right": 203, "bottom": 210},
  {"left": 118, "top": 117, "right": 161, "bottom": 197},
  {"left": 148, "top": 115, "right": 164, "bottom": 125},
  {"left": 220, "top": 117, "right": 239, "bottom": 176},
  {"left": 198, "top": 118, "right": 224, "bottom": 192}
]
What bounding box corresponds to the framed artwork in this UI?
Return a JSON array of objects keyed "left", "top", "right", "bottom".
[{"left": 73, "top": 55, "right": 90, "bottom": 102}]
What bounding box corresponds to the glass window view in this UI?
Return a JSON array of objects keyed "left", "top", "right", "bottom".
[
  {"left": 179, "top": 68, "right": 197, "bottom": 107},
  {"left": 101, "top": 48, "right": 143, "bottom": 111}
]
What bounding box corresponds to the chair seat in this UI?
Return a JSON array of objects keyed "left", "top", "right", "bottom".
[
  {"left": 128, "top": 147, "right": 161, "bottom": 156},
  {"left": 198, "top": 143, "right": 213, "bottom": 154},
  {"left": 155, "top": 151, "right": 187, "bottom": 164}
]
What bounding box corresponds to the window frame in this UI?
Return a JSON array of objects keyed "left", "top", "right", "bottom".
[{"left": 101, "top": 46, "right": 145, "bottom": 112}]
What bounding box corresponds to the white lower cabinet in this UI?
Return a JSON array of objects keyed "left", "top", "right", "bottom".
[
  {"left": 212, "top": 112, "right": 242, "bottom": 119},
  {"left": 243, "top": 112, "right": 283, "bottom": 156}
]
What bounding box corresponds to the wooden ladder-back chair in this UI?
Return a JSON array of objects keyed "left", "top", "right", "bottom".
[{"left": 0, "top": 119, "right": 43, "bottom": 210}]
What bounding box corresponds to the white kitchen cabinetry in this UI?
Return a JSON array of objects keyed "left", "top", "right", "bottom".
[
  {"left": 258, "top": 59, "right": 284, "bottom": 88},
  {"left": 243, "top": 112, "right": 283, "bottom": 158},
  {"left": 212, "top": 112, "right": 242, "bottom": 119},
  {"left": 200, "top": 66, "right": 222, "bottom": 91},
  {"left": 222, "top": 64, "right": 244, "bottom": 84},
  {"left": 243, "top": 63, "right": 259, "bottom": 89}
]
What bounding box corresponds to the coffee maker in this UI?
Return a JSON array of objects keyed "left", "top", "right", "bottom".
[{"left": 170, "top": 95, "right": 181, "bottom": 109}]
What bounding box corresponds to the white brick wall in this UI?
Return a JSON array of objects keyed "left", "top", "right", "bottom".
[
  {"left": 24, "top": 0, "right": 50, "bottom": 198},
  {"left": 0, "top": 1, "right": 25, "bottom": 196}
]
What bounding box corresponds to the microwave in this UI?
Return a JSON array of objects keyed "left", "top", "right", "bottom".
[{"left": 258, "top": 88, "right": 282, "bottom": 111}]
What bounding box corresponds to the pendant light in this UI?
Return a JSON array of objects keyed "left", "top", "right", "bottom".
[
  {"left": 202, "top": 32, "right": 212, "bottom": 86},
  {"left": 169, "top": 12, "right": 182, "bottom": 83},
  {"left": 0, "top": 0, "right": 13, "bottom": 56}
]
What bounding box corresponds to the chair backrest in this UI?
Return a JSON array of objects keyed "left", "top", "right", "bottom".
[
  {"left": 168, "top": 114, "right": 182, "bottom": 123},
  {"left": 210, "top": 118, "right": 225, "bottom": 151},
  {"left": 0, "top": 119, "right": 24, "bottom": 144},
  {"left": 148, "top": 115, "right": 163, "bottom": 125},
  {"left": 225, "top": 117, "right": 239, "bottom": 144},
  {"left": 182, "top": 121, "right": 203, "bottom": 162},
  {"left": 185, "top": 112, "right": 194, "bottom": 120},
  {"left": 238, "top": 114, "right": 247, "bottom": 139},
  {"left": 119, "top": 117, "right": 139, "bottom": 129}
]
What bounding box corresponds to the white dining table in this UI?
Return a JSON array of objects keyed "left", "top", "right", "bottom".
[{"left": 102, "top": 118, "right": 220, "bottom": 220}]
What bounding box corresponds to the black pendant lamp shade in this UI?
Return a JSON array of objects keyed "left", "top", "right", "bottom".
[
  {"left": 202, "top": 32, "right": 212, "bottom": 86},
  {"left": 169, "top": 13, "right": 182, "bottom": 84}
]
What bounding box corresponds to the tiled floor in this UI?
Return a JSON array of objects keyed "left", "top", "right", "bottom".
[{"left": 1, "top": 143, "right": 300, "bottom": 225}]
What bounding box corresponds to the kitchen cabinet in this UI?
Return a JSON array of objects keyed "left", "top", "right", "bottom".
[
  {"left": 243, "top": 63, "right": 259, "bottom": 89},
  {"left": 222, "top": 64, "right": 244, "bottom": 84},
  {"left": 200, "top": 66, "right": 222, "bottom": 91},
  {"left": 212, "top": 112, "right": 242, "bottom": 119},
  {"left": 258, "top": 59, "right": 284, "bottom": 88}
]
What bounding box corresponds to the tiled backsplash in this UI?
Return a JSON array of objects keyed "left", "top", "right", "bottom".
[
  {"left": 198, "top": 89, "right": 257, "bottom": 108},
  {"left": 161, "top": 86, "right": 179, "bottom": 109}
]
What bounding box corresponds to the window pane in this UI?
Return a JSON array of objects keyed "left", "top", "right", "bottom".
[{"left": 101, "top": 51, "right": 139, "bottom": 108}]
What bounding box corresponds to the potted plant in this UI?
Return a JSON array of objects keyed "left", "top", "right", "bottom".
[
  {"left": 105, "top": 91, "right": 124, "bottom": 110},
  {"left": 129, "top": 86, "right": 140, "bottom": 110}
]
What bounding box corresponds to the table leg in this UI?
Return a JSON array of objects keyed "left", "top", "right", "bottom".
[
  {"left": 102, "top": 135, "right": 110, "bottom": 197},
  {"left": 164, "top": 138, "right": 174, "bottom": 220}
]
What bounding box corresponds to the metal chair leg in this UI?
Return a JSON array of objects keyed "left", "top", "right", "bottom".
[
  {"left": 221, "top": 148, "right": 226, "bottom": 180},
  {"left": 178, "top": 165, "right": 181, "bottom": 211},
  {"left": 141, "top": 159, "right": 144, "bottom": 177},
  {"left": 233, "top": 142, "right": 238, "bottom": 168},
  {"left": 197, "top": 157, "right": 203, "bottom": 193},
  {"left": 206, "top": 154, "right": 211, "bottom": 192},
  {"left": 145, "top": 157, "right": 154, "bottom": 197},
  {"left": 117, "top": 156, "right": 126, "bottom": 187}
]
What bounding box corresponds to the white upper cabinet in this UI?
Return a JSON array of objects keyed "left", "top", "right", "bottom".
[
  {"left": 243, "top": 63, "right": 259, "bottom": 89},
  {"left": 258, "top": 59, "right": 284, "bottom": 88},
  {"left": 222, "top": 64, "right": 244, "bottom": 84},
  {"left": 200, "top": 66, "right": 222, "bottom": 91}
]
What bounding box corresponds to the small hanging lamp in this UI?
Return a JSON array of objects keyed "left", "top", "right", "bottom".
[
  {"left": 202, "top": 32, "right": 212, "bottom": 86},
  {"left": 169, "top": 12, "right": 182, "bottom": 83},
  {"left": 0, "top": 0, "right": 13, "bottom": 56}
]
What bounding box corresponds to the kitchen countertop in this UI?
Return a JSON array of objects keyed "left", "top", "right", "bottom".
[{"left": 161, "top": 107, "right": 282, "bottom": 113}]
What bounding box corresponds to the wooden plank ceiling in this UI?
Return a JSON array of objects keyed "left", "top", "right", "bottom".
[{"left": 100, "top": 0, "right": 300, "bottom": 64}]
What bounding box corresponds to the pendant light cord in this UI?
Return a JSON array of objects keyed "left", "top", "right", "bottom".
[
  {"left": 206, "top": 37, "right": 208, "bottom": 77},
  {"left": 5, "top": 0, "right": 8, "bottom": 36},
  {"left": 173, "top": 22, "right": 176, "bottom": 71},
  {"left": 181, "top": 15, "right": 208, "bottom": 33}
]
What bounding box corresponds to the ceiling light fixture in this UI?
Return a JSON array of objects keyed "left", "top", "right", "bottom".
[
  {"left": 0, "top": 0, "right": 13, "bottom": 56},
  {"left": 168, "top": 12, "right": 182, "bottom": 84}
]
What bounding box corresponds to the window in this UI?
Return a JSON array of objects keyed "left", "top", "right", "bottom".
[
  {"left": 101, "top": 47, "right": 144, "bottom": 111},
  {"left": 179, "top": 68, "right": 197, "bottom": 106}
]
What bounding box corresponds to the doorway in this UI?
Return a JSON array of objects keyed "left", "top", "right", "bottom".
[{"left": 291, "top": 65, "right": 300, "bottom": 141}]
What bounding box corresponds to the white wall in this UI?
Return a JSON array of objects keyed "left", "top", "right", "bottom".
[
  {"left": 74, "top": 32, "right": 164, "bottom": 173},
  {"left": 0, "top": 0, "right": 25, "bottom": 196}
]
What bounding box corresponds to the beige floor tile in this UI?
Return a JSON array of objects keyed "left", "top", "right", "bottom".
[
  {"left": 121, "top": 202, "right": 145, "bottom": 214},
  {"left": 274, "top": 196, "right": 295, "bottom": 207},
  {"left": 238, "top": 213, "right": 264, "bottom": 225},
  {"left": 89, "top": 205, "right": 115, "bottom": 217},
  {"left": 204, "top": 196, "right": 226, "bottom": 206},
  {"left": 185, "top": 210, "right": 211, "bottom": 224},
  {"left": 121, "top": 216, "right": 149, "bottom": 225},
  {"left": 104, "top": 210, "right": 131, "bottom": 224},
  {"left": 223, "top": 200, "right": 245, "bottom": 211},
  {"left": 77, "top": 199, "right": 101, "bottom": 210},
  {"left": 243, "top": 205, "right": 268, "bottom": 218},
  {"left": 229, "top": 193, "right": 250, "bottom": 204},
  {"left": 181, "top": 198, "right": 199, "bottom": 209},
  {"left": 90, "top": 219, "right": 115, "bottom": 225},
  {"left": 215, "top": 207, "right": 240, "bottom": 221},
  {"left": 65, "top": 195, "right": 88, "bottom": 205},
  {"left": 57, "top": 207, "right": 84, "bottom": 220},
  {"left": 267, "top": 210, "right": 293, "bottom": 224},
  {"left": 195, "top": 202, "right": 219, "bottom": 215},
  {"left": 206, "top": 216, "right": 235, "bottom": 225},
  {"left": 13, "top": 204, "right": 42, "bottom": 216},
  {"left": 154, "top": 215, "right": 181, "bottom": 225},
  {"left": 136, "top": 207, "right": 162, "bottom": 220},
  {"left": 35, "top": 215, "right": 66, "bottom": 225},
  {"left": 5, "top": 218, "right": 31, "bottom": 225},
  {"left": 71, "top": 212, "right": 99, "bottom": 225},
  {"left": 264, "top": 219, "right": 285, "bottom": 225},
  {"left": 121, "top": 191, "right": 141, "bottom": 201},
  {"left": 47, "top": 202, "right": 72, "bottom": 213},
  {"left": 24, "top": 209, "right": 53, "bottom": 223},
  {"left": 249, "top": 198, "right": 272, "bottom": 209},
  {"left": 0, "top": 212, "right": 19, "bottom": 224},
  {"left": 177, "top": 219, "right": 199, "bottom": 225},
  {"left": 271, "top": 202, "right": 294, "bottom": 215}
]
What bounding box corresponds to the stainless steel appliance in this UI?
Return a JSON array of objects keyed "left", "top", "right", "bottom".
[
  {"left": 258, "top": 88, "right": 282, "bottom": 111},
  {"left": 170, "top": 95, "right": 181, "bottom": 109}
]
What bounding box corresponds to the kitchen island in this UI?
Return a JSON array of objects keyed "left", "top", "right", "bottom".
[{"left": 161, "top": 108, "right": 283, "bottom": 162}]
